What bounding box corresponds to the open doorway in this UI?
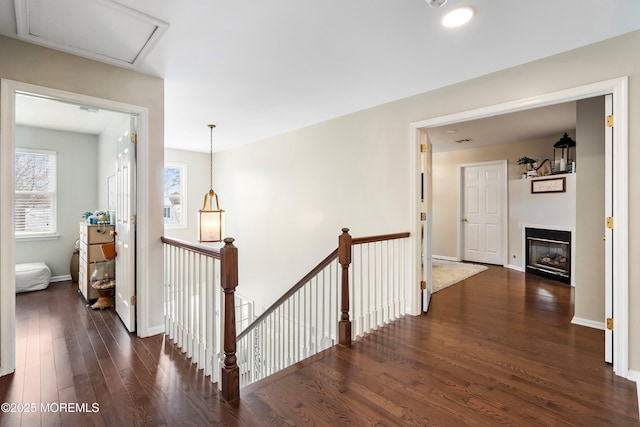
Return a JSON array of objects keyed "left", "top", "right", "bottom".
[
  {"left": 1, "top": 80, "right": 149, "bottom": 376},
  {"left": 410, "top": 77, "right": 629, "bottom": 379}
]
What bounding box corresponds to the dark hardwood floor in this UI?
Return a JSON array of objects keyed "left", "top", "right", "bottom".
[{"left": 1, "top": 267, "right": 638, "bottom": 426}]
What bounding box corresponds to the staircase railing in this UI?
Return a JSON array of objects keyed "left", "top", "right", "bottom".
[
  {"left": 162, "top": 228, "right": 410, "bottom": 402},
  {"left": 161, "top": 236, "right": 239, "bottom": 400},
  {"left": 235, "top": 228, "right": 410, "bottom": 389}
]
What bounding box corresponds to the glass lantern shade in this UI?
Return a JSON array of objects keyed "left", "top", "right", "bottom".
[
  {"left": 553, "top": 132, "right": 576, "bottom": 173},
  {"left": 199, "top": 189, "right": 224, "bottom": 242}
]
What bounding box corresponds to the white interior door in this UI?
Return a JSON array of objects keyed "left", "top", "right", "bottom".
[
  {"left": 604, "top": 94, "right": 613, "bottom": 363},
  {"left": 462, "top": 162, "right": 504, "bottom": 265},
  {"left": 115, "top": 115, "right": 137, "bottom": 332},
  {"left": 421, "top": 135, "right": 433, "bottom": 312}
]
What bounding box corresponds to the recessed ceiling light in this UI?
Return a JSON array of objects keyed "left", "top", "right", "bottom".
[
  {"left": 426, "top": 0, "right": 447, "bottom": 7},
  {"left": 442, "top": 7, "right": 474, "bottom": 28}
]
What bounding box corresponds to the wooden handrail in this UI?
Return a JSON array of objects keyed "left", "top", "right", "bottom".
[
  {"left": 237, "top": 229, "right": 410, "bottom": 343},
  {"left": 352, "top": 232, "right": 410, "bottom": 245},
  {"left": 164, "top": 228, "right": 409, "bottom": 400},
  {"left": 160, "top": 236, "right": 221, "bottom": 259},
  {"left": 237, "top": 248, "right": 339, "bottom": 341}
]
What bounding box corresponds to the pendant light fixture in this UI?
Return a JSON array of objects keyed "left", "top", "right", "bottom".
[{"left": 198, "top": 124, "right": 224, "bottom": 242}]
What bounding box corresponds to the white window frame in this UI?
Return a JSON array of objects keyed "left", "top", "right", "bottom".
[
  {"left": 163, "top": 162, "right": 187, "bottom": 229},
  {"left": 14, "top": 148, "right": 58, "bottom": 240}
]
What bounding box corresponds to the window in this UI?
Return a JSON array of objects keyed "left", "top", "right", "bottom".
[
  {"left": 164, "top": 164, "right": 186, "bottom": 228},
  {"left": 15, "top": 149, "right": 57, "bottom": 236}
]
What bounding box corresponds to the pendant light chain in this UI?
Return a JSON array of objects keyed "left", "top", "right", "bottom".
[{"left": 209, "top": 124, "right": 216, "bottom": 190}]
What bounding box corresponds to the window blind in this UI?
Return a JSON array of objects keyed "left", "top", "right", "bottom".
[{"left": 15, "top": 149, "right": 57, "bottom": 234}]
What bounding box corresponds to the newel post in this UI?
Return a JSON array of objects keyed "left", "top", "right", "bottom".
[
  {"left": 338, "top": 228, "right": 352, "bottom": 347},
  {"left": 220, "top": 237, "right": 240, "bottom": 401}
]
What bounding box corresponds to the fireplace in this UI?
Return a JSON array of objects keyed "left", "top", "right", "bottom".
[{"left": 525, "top": 227, "right": 571, "bottom": 284}]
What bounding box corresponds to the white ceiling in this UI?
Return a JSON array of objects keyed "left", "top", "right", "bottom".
[
  {"left": 1, "top": 0, "right": 639, "bottom": 152},
  {"left": 428, "top": 101, "right": 576, "bottom": 152},
  {"left": 15, "top": 93, "right": 129, "bottom": 135}
]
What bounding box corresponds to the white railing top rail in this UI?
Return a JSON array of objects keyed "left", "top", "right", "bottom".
[{"left": 161, "top": 236, "right": 221, "bottom": 259}]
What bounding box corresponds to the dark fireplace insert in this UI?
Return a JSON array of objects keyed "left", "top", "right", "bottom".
[{"left": 525, "top": 227, "right": 571, "bottom": 284}]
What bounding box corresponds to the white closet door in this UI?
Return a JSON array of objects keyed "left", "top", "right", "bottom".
[{"left": 115, "top": 115, "right": 137, "bottom": 332}]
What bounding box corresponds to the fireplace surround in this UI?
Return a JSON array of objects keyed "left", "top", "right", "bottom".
[{"left": 525, "top": 227, "right": 571, "bottom": 284}]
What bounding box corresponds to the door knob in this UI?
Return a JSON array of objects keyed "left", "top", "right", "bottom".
[{"left": 463, "top": 218, "right": 468, "bottom": 222}]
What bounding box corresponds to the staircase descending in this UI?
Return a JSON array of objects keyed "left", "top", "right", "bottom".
[{"left": 162, "top": 228, "right": 410, "bottom": 401}]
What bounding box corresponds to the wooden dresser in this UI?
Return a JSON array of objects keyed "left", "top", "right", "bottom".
[{"left": 78, "top": 222, "right": 115, "bottom": 301}]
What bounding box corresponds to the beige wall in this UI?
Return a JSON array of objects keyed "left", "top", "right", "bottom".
[
  {"left": 215, "top": 29, "right": 640, "bottom": 372},
  {"left": 431, "top": 137, "right": 560, "bottom": 258},
  {"left": 15, "top": 126, "right": 99, "bottom": 277},
  {"left": 163, "top": 148, "right": 210, "bottom": 243},
  {"left": 575, "top": 97, "right": 606, "bottom": 322},
  {"left": 0, "top": 35, "right": 165, "bottom": 333},
  {"left": 508, "top": 174, "right": 576, "bottom": 272}
]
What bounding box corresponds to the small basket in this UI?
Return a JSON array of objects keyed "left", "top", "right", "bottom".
[{"left": 101, "top": 242, "right": 116, "bottom": 260}]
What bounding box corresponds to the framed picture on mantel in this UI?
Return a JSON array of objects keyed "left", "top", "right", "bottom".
[{"left": 531, "top": 176, "right": 566, "bottom": 194}]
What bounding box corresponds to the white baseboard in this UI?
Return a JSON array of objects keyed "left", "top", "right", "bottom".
[
  {"left": 505, "top": 264, "right": 525, "bottom": 272},
  {"left": 571, "top": 316, "right": 605, "bottom": 330},
  {"left": 432, "top": 255, "right": 459, "bottom": 262},
  {"left": 50, "top": 275, "right": 71, "bottom": 283}
]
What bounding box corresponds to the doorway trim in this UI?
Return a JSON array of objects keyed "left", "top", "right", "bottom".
[
  {"left": 0, "top": 79, "right": 151, "bottom": 376},
  {"left": 409, "top": 76, "right": 629, "bottom": 379},
  {"left": 457, "top": 160, "right": 508, "bottom": 265}
]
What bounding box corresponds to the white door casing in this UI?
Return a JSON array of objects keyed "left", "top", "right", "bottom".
[
  {"left": 460, "top": 161, "right": 506, "bottom": 265},
  {"left": 115, "top": 115, "right": 137, "bottom": 332},
  {"left": 604, "top": 94, "right": 613, "bottom": 363},
  {"left": 409, "top": 77, "right": 628, "bottom": 379},
  {"left": 421, "top": 134, "right": 433, "bottom": 312},
  {"left": 1, "top": 79, "right": 151, "bottom": 377}
]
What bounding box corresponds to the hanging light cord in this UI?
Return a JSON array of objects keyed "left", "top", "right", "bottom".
[{"left": 209, "top": 124, "right": 216, "bottom": 190}]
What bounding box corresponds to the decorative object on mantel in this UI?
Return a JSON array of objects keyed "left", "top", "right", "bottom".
[
  {"left": 531, "top": 176, "right": 566, "bottom": 194},
  {"left": 518, "top": 156, "right": 538, "bottom": 178},
  {"left": 517, "top": 156, "right": 537, "bottom": 169},
  {"left": 199, "top": 124, "right": 225, "bottom": 242},
  {"left": 535, "top": 159, "right": 552, "bottom": 177},
  {"left": 518, "top": 157, "right": 552, "bottom": 178},
  {"left": 553, "top": 132, "right": 576, "bottom": 173}
]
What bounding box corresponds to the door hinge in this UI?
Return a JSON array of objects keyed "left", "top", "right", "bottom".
[
  {"left": 421, "top": 212, "right": 427, "bottom": 221},
  {"left": 130, "top": 133, "right": 138, "bottom": 144},
  {"left": 606, "top": 216, "right": 614, "bottom": 229},
  {"left": 606, "top": 317, "right": 613, "bottom": 331},
  {"left": 606, "top": 115, "right": 614, "bottom": 128},
  {"left": 420, "top": 143, "right": 427, "bottom": 153},
  {"left": 131, "top": 214, "right": 137, "bottom": 225},
  {"left": 131, "top": 295, "right": 137, "bottom": 306},
  {"left": 420, "top": 281, "right": 427, "bottom": 290}
]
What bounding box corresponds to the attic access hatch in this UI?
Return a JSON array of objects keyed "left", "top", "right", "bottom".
[{"left": 14, "top": 0, "right": 168, "bottom": 68}]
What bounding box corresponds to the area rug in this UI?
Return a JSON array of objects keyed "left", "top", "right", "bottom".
[{"left": 431, "top": 259, "right": 488, "bottom": 293}]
